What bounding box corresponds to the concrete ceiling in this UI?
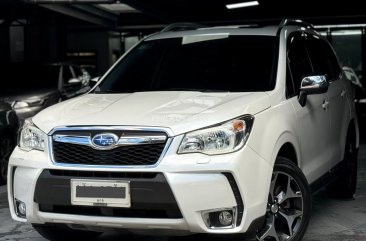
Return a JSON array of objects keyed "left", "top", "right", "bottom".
[{"left": 1, "top": 0, "right": 366, "bottom": 31}]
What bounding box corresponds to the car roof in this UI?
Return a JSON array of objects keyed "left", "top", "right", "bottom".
[{"left": 146, "top": 25, "right": 279, "bottom": 41}]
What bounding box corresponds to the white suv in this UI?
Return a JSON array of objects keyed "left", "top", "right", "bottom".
[{"left": 8, "top": 20, "right": 359, "bottom": 241}]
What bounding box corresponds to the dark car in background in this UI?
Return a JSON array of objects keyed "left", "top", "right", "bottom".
[
  {"left": 0, "top": 63, "right": 91, "bottom": 122},
  {"left": 0, "top": 101, "right": 18, "bottom": 184},
  {"left": 343, "top": 66, "right": 366, "bottom": 137},
  {"left": 343, "top": 66, "right": 366, "bottom": 101}
]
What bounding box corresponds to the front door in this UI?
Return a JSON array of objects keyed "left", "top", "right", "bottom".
[{"left": 287, "top": 32, "right": 332, "bottom": 183}]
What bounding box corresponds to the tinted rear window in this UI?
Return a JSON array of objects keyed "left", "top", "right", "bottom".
[{"left": 96, "top": 35, "right": 279, "bottom": 93}]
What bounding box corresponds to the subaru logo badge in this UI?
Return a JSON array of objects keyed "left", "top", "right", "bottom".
[{"left": 92, "top": 133, "right": 119, "bottom": 149}]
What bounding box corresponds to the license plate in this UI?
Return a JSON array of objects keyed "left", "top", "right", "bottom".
[{"left": 71, "top": 179, "right": 131, "bottom": 208}]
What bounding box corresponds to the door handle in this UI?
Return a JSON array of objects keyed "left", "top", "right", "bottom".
[
  {"left": 322, "top": 100, "right": 329, "bottom": 110},
  {"left": 341, "top": 90, "right": 346, "bottom": 98}
]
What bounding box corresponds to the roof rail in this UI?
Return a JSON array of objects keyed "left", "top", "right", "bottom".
[
  {"left": 276, "top": 19, "right": 315, "bottom": 35},
  {"left": 278, "top": 19, "right": 315, "bottom": 30},
  {"left": 161, "top": 22, "right": 206, "bottom": 33}
]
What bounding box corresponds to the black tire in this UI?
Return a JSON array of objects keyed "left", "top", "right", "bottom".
[
  {"left": 32, "top": 224, "right": 101, "bottom": 241},
  {"left": 256, "top": 157, "right": 311, "bottom": 241},
  {"left": 327, "top": 128, "right": 358, "bottom": 199},
  {"left": 0, "top": 136, "right": 13, "bottom": 185}
]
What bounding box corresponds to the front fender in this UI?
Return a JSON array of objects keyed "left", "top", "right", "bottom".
[{"left": 247, "top": 102, "right": 301, "bottom": 167}]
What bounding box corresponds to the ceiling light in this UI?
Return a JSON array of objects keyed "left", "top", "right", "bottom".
[{"left": 226, "top": 1, "right": 259, "bottom": 9}]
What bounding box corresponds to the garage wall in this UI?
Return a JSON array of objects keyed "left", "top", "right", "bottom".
[
  {"left": 67, "top": 31, "right": 110, "bottom": 76},
  {"left": 109, "top": 33, "right": 122, "bottom": 66}
]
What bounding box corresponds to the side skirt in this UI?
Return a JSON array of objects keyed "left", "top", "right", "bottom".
[{"left": 310, "top": 160, "right": 347, "bottom": 195}]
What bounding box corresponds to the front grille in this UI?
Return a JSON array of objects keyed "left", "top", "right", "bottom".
[
  {"left": 53, "top": 142, "right": 165, "bottom": 166},
  {"left": 38, "top": 205, "right": 183, "bottom": 219},
  {"left": 51, "top": 130, "right": 168, "bottom": 166},
  {"left": 49, "top": 169, "right": 158, "bottom": 179}
]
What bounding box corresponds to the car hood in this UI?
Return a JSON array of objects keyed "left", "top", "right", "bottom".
[{"left": 32, "top": 91, "right": 271, "bottom": 135}]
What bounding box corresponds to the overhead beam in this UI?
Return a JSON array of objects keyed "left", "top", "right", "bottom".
[
  {"left": 40, "top": 3, "right": 117, "bottom": 28},
  {"left": 120, "top": 0, "right": 169, "bottom": 22},
  {"left": 25, "top": 0, "right": 116, "bottom": 3},
  {"left": 117, "top": 24, "right": 166, "bottom": 31}
]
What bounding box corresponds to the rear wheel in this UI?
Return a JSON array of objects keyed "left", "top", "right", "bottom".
[
  {"left": 33, "top": 224, "right": 101, "bottom": 241},
  {"left": 256, "top": 157, "right": 311, "bottom": 241},
  {"left": 327, "top": 128, "right": 358, "bottom": 199}
]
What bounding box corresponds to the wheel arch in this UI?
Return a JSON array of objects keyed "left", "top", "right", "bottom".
[
  {"left": 348, "top": 118, "right": 359, "bottom": 149},
  {"left": 277, "top": 142, "right": 298, "bottom": 166},
  {"left": 271, "top": 132, "right": 302, "bottom": 169}
]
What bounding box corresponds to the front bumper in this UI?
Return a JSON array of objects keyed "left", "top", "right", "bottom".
[{"left": 8, "top": 135, "right": 272, "bottom": 234}]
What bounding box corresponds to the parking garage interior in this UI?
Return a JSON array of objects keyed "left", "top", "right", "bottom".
[{"left": 1, "top": 0, "right": 366, "bottom": 241}]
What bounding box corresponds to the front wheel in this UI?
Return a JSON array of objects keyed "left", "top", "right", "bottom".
[
  {"left": 32, "top": 224, "right": 101, "bottom": 241},
  {"left": 0, "top": 136, "right": 13, "bottom": 184},
  {"left": 256, "top": 157, "right": 311, "bottom": 241}
]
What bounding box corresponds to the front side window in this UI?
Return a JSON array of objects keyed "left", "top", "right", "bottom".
[
  {"left": 95, "top": 35, "right": 279, "bottom": 93},
  {"left": 62, "top": 66, "right": 73, "bottom": 84},
  {"left": 287, "top": 33, "right": 314, "bottom": 96},
  {"left": 306, "top": 35, "right": 341, "bottom": 81}
]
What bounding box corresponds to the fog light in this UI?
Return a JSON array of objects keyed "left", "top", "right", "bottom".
[
  {"left": 219, "top": 211, "right": 233, "bottom": 226},
  {"left": 15, "top": 199, "right": 26, "bottom": 218},
  {"left": 19, "top": 202, "right": 26, "bottom": 215},
  {"left": 202, "top": 207, "right": 237, "bottom": 229}
]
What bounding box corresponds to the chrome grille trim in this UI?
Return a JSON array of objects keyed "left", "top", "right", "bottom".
[
  {"left": 53, "top": 134, "right": 167, "bottom": 150},
  {"left": 48, "top": 126, "right": 173, "bottom": 169},
  {"left": 48, "top": 126, "right": 174, "bottom": 136},
  {"left": 118, "top": 135, "right": 167, "bottom": 145},
  {"left": 53, "top": 135, "right": 91, "bottom": 146}
]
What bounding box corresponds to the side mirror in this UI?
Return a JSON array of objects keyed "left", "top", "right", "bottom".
[{"left": 298, "top": 75, "right": 329, "bottom": 107}]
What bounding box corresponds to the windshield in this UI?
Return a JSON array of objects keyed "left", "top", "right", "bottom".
[{"left": 95, "top": 35, "right": 279, "bottom": 93}]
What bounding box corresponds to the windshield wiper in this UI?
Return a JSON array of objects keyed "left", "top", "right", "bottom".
[
  {"left": 162, "top": 88, "right": 229, "bottom": 92},
  {"left": 94, "top": 89, "right": 132, "bottom": 94},
  {"left": 94, "top": 88, "right": 229, "bottom": 94}
]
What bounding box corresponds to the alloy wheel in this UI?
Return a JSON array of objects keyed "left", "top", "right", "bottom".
[{"left": 257, "top": 171, "right": 304, "bottom": 241}]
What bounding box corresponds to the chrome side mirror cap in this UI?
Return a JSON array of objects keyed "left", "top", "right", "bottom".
[
  {"left": 300, "top": 75, "right": 329, "bottom": 94},
  {"left": 298, "top": 75, "right": 329, "bottom": 107}
]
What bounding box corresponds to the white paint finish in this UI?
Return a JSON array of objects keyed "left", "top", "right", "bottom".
[
  {"left": 12, "top": 167, "right": 43, "bottom": 223},
  {"left": 38, "top": 212, "right": 189, "bottom": 230},
  {"left": 290, "top": 93, "right": 333, "bottom": 183},
  {"left": 9, "top": 144, "right": 271, "bottom": 233},
  {"left": 32, "top": 92, "right": 271, "bottom": 135},
  {"left": 165, "top": 173, "right": 236, "bottom": 232},
  {"left": 327, "top": 77, "right": 352, "bottom": 167},
  {"left": 8, "top": 24, "right": 358, "bottom": 236}
]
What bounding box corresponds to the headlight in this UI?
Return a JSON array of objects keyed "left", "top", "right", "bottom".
[
  {"left": 13, "top": 101, "right": 29, "bottom": 109},
  {"left": 178, "top": 115, "right": 254, "bottom": 155},
  {"left": 13, "top": 98, "right": 45, "bottom": 109},
  {"left": 18, "top": 119, "right": 47, "bottom": 151}
]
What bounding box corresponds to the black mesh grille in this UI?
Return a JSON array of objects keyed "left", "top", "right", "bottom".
[
  {"left": 52, "top": 129, "right": 168, "bottom": 166},
  {"left": 35, "top": 170, "right": 183, "bottom": 219},
  {"left": 38, "top": 205, "right": 183, "bottom": 219},
  {"left": 48, "top": 169, "right": 158, "bottom": 179}
]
